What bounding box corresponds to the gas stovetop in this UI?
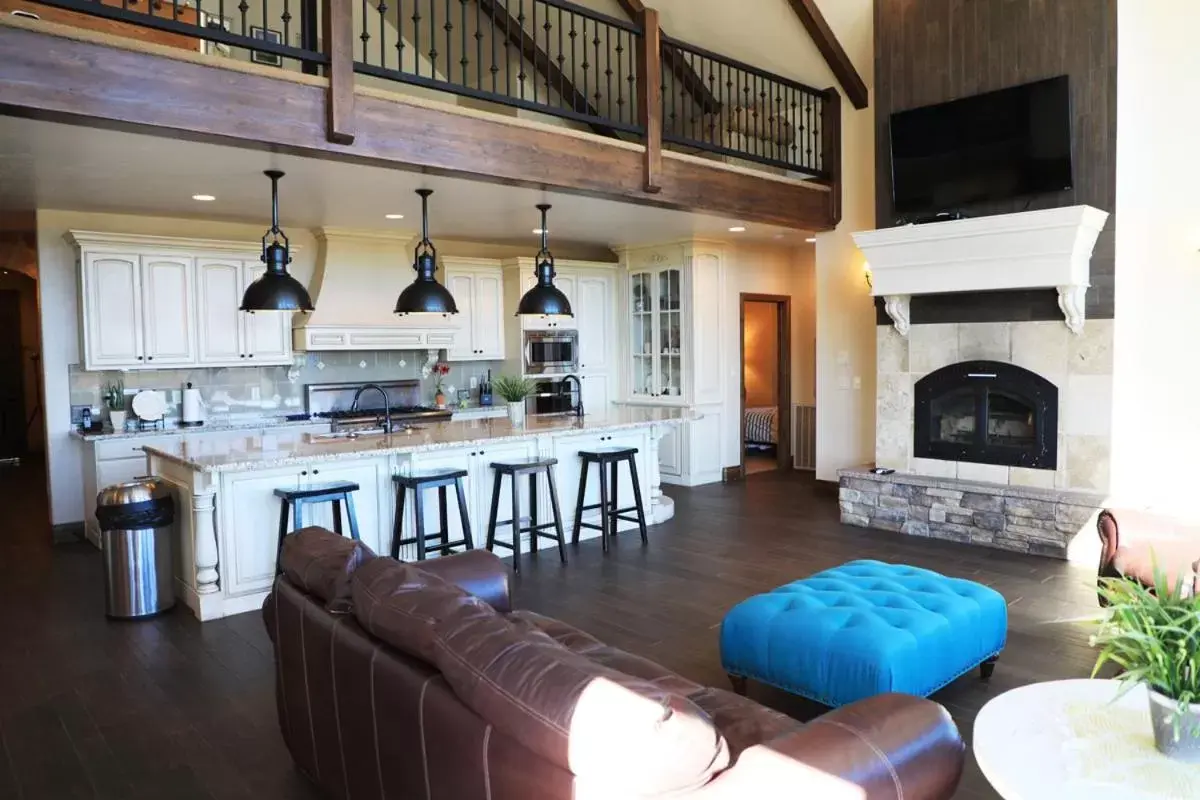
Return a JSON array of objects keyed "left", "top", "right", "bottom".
[{"left": 304, "top": 381, "right": 452, "bottom": 432}]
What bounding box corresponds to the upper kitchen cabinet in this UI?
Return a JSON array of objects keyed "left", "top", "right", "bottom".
[
  {"left": 69, "top": 231, "right": 292, "bottom": 371},
  {"left": 442, "top": 258, "right": 505, "bottom": 362}
]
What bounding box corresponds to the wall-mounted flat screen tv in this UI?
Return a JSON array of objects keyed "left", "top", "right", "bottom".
[{"left": 889, "top": 76, "right": 1073, "bottom": 217}]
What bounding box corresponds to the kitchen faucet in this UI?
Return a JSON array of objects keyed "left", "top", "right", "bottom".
[
  {"left": 350, "top": 383, "right": 392, "bottom": 433},
  {"left": 559, "top": 374, "right": 584, "bottom": 418}
]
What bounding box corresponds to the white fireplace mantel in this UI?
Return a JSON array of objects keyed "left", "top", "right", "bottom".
[{"left": 852, "top": 205, "right": 1109, "bottom": 336}]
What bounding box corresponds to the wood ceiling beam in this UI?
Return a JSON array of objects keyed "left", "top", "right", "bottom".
[
  {"left": 474, "top": 0, "right": 616, "bottom": 138},
  {"left": 0, "top": 23, "right": 834, "bottom": 230},
  {"left": 785, "top": 0, "right": 868, "bottom": 110},
  {"left": 614, "top": 0, "right": 720, "bottom": 115}
]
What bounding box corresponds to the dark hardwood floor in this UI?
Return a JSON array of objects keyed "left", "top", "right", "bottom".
[{"left": 0, "top": 465, "right": 1104, "bottom": 799}]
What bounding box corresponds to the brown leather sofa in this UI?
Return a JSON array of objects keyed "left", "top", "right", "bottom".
[
  {"left": 263, "top": 527, "right": 966, "bottom": 799},
  {"left": 1098, "top": 508, "right": 1200, "bottom": 598}
]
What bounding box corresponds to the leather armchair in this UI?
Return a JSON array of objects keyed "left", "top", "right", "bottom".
[{"left": 1097, "top": 508, "right": 1200, "bottom": 599}]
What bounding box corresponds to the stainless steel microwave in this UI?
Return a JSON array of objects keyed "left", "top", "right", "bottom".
[{"left": 523, "top": 330, "right": 578, "bottom": 375}]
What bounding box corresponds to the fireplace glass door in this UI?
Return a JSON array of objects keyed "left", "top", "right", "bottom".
[{"left": 914, "top": 361, "right": 1058, "bottom": 469}]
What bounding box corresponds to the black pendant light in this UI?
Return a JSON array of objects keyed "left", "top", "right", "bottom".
[
  {"left": 394, "top": 189, "right": 458, "bottom": 316},
  {"left": 240, "top": 170, "right": 313, "bottom": 313},
  {"left": 516, "top": 204, "right": 573, "bottom": 317}
]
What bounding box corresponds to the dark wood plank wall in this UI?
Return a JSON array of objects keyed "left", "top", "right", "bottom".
[{"left": 873, "top": 0, "right": 1117, "bottom": 325}]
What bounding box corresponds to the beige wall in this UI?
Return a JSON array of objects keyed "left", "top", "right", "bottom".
[
  {"left": 1110, "top": 0, "right": 1200, "bottom": 517},
  {"left": 743, "top": 301, "right": 779, "bottom": 408}
]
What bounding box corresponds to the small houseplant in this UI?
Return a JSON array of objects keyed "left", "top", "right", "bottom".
[
  {"left": 1092, "top": 566, "right": 1200, "bottom": 760},
  {"left": 102, "top": 380, "right": 127, "bottom": 431},
  {"left": 492, "top": 375, "right": 533, "bottom": 426},
  {"left": 430, "top": 361, "right": 451, "bottom": 408}
]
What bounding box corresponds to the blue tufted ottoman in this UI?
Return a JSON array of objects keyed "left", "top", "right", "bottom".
[{"left": 720, "top": 560, "right": 1007, "bottom": 707}]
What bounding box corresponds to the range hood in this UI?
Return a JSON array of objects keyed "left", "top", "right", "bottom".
[{"left": 293, "top": 228, "right": 459, "bottom": 351}]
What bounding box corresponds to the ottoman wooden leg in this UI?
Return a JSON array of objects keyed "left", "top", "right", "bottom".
[
  {"left": 980, "top": 656, "right": 998, "bottom": 680},
  {"left": 728, "top": 674, "right": 748, "bottom": 695}
]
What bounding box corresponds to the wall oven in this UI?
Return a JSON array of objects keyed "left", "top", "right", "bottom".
[
  {"left": 526, "top": 379, "right": 577, "bottom": 416},
  {"left": 523, "top": 330, "right": 578, "bottom": 375}
]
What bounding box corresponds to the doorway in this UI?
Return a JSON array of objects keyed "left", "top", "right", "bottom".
[{"left": 739, "top": 294, "right": 791, "bottom": 475}]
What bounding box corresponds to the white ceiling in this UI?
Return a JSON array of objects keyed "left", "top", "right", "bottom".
[{"left": 0, "top": 116, "right": 812, "bottom": 248}]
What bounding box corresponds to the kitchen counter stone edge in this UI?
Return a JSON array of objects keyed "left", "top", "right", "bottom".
[{"left": 143, "top": 410, "right": 687, "bottom": 474}]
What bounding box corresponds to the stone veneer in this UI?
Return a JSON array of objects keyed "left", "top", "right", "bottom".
[
  {"left": 877, "top": 319, "right": 1114, "bottom": 493},
  {"left": 838, "top": 467, "right": 1105, "bottom": 559}
]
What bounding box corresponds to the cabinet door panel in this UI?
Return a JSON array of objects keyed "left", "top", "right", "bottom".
[
  {"left": 444, "top": 272, "right": 476, "bottom": 361},
  {"left": 140, "top": 256, "right": 196, "bottom": 365},
  {"left": 242, "top": 262, "right": 293, "bottom": 364},
  {"left": 472, "top": 272, "right": 505, "bottom": 361},
  {"left": 575, "top": 274, "right": 610, "bottom": 373},
  {"left": 581, "top": 374, "right": 610, "bottom": 417},
  {"left": 223, "top": 469, "right": 300, "bottom": 596},
  {"left": 195, "top": 259, "right": 245, "bottom": 364},
  {"left": 84, "top": 253, "right": 143, "bottom": 367},
  {"left": 402, "top": 449, "right": 474, "bottom": 560},
  {"left": 301, "top": 460, "right": 388, "bottom": 555}
]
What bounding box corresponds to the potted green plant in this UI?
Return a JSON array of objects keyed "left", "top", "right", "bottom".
[
  {"left": 1092, "top": 566, "right": 1200, "bottom": 761},
  {"left": 491, "top": 375, "right": 533, "bottom": 427},
  {"left": 102, "top": 380, "right": 127, "bottom": 431}
]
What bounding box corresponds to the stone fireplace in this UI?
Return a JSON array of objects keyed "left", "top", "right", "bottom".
[{"left": 839, "top": 207, "right": 1112, "bottom": 558}]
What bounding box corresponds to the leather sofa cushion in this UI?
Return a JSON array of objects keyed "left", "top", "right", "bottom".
[
  {"left": 279, "top": 527, "right": 375, "bottom": 613},
  {"left": 352, "top": 558, "right": 730, "bottom": 796},
  {"left": 1114, "top": 541, "right": 1200, "bottom": 596}
]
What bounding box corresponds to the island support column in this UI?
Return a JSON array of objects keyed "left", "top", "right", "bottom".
[
  {"left": 194, "top": 489, "right": 220, "bottom": 594},
  {"left": 647, "top": 422, "right": 675, "bottom": 524}
]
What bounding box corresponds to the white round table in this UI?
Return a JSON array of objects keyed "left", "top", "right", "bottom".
[{"left": 974, "top": 679, "right": 1200, "bottom": 800}]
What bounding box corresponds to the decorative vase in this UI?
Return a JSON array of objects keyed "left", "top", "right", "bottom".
[
  {"left": 108, "top": 410, "right": 127, "bottom": 431},
  {"left": 1148, "top": 689, "right": 1200, "bottom": 761},
  {"left": 435, "top": 391, "right": 446, "bottom": 408},
  {"left": 507, "top": 401, "right": 526, "bottom": 427}
]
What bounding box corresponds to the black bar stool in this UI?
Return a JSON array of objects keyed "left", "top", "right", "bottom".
[
  {"left": 391, "top": 468, "right": 473, "bottom": 561},
  {"left": 274, "top": 480, "right": 361, "bottom": 574},
  {"left": 485, "top": 457, "right": 567, "bottom": 574},
  {"left": 573, "top": 447, "right": 648, "bottom": 553}
]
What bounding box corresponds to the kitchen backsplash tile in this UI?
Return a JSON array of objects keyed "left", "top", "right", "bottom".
[{"left": 70, "top": 351, "right": 504, "bottom": 421}]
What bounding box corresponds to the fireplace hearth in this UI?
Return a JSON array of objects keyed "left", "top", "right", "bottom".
[{"left": 914, "top": 360, "right": 1058, "bottom": 469}]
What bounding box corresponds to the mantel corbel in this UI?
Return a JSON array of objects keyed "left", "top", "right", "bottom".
[
  {"left": 883, "top": 295, "right": 911, "bottom": 336},
  {"left": 1057, "top": 285, "right": 1088, "bottom": 335}
]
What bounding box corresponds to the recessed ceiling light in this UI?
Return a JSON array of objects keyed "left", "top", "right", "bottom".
[
  {"left": 728, "top": 226, "right": 747, "bottom": 233},
  {"left": 385, "top": 213, "right": 405, "bottom": 220},
  {"left": 192, "top": 194, "right": 216, "bottom": 202},
  {"left": 533, "top": 228, "right": 548, "bottom": 235},
  {"left": 805, "top": 237, "right": 817, "bottom": 243}
]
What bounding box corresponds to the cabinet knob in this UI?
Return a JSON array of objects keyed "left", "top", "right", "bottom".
[
  {"left": 240, "top": 354, "right": 246, "bottom": 358},
  {"left": 312, "top": 469, "right": 319, "bottom": 475},
  {"left": 147, "top": 356, "right": 153, "bottom": 361},
  {"left": 301, "top": 470, "right": 308, "bottom": 476},
  {"left": 249, "top": 354, "right": 255, "bottom": 358},
  {"left": 137, "top": 356, "right": 144, "bottom": 361}
]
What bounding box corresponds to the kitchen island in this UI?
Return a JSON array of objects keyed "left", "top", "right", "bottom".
[{"left": 145, "top": 407, "right": 684, "bottom": 621}]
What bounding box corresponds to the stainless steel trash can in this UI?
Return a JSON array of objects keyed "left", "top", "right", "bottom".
[{"left": 96, "top": 478, "right": 176, "bottom": 619}]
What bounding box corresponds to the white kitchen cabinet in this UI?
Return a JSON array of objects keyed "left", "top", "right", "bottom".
[
  {"left": 575, "top": 273, "right": 611, "bottom": 373},
  {"left": 628, "top": 266, "right": 684, "bottom": 399},
  {"left": 81, "top": 253, "right": 145, "bottom": 368},
  {"left": 70, "top": 232, "right": 291, "bottom": 371},
  {"left": 242, "top": 263, "right": 293, "bottom": 363},
  {"left": 140, "top": 256, "right": 197, "bottom": 365},
  {"left": 196, "top": 258, "right": 293, "bottom": 366},
  {"left": 443, "top": 260, "right": 505, "bottom": 362},
  {"left": 580, "top": 374, "right": 610, "bottom": 416},
  {"left": 222, "top": 456, "right": 388, "bottom": 596},
  {"left": 517, "top": 271, "right": 577, "bottom": 331}
]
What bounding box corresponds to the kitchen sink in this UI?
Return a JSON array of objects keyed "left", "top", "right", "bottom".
[{"left": 307, "top": 425, "right": 424, "bottom": 443}]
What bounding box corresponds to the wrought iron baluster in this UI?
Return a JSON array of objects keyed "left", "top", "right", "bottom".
[
  {"left": 429, "top": 0, "right": 438, "bottom": 78},
  {"left": 238, "top": 0, "right": 248, "bottom": 36},
  {"left": 580, "top": 17, "right": 589, "bottom": 114},
  {"left": 604, "top": 25, "right": 612, "bottom": 122},
  {"left": 517, "top": 0, "right": 526, "bottom": 101},
  {"left": 615, "top": 29, "right": 625, "bottom": 126},
  {"left": 488, "top": 0, "right": 497, "bottom": 92},
  {"left": 807, "top": 91, "right": 814, "bottom": 168},
  {"left": 172, "top": 0, "right": 180, "bottom": 22},
  {"left": 396, "top": 0, "right": 404, "bottom": 71},
  {"left": 558, "top": 8, "right": 566, "bottom": 110},
  {"left": 474, "top": 0, "right": 482, "bottom": 89},
  {"left": 413, "top": 1, "right": 421, "bottom": 77},
  {"left": 360, "top": 0, "right": 369, "bottom": 61},
  {"left": 378, "top": 0, "right": 388, "bottom": 67},
  {"left": 281, "top": 0, "right": 290, "bottom": 49},
  {"left": 444, "top": 0, "right": 453, "bottom": 87},
  {"left": 460, "top": 0, "right": 468, "bottom": 86},
  {"left": 531, "top": 0, "right": 537, "bottom": 101},
  {"left": 569, "top": 11, "right": 577, "bottom": 112},
  {"left": 773, "top": 86, "right": 783, "bottom": 164},
  {"left": 592, "top": 20, "right": 600, "bottom": 112},
  {"left": 789, "top": 87, "right": 799, "bottom": 167},
  {"left": 261, "top": 0, "right": 267, "bottom": 53}
]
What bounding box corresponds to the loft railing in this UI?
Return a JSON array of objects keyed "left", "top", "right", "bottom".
[
  {"left": 29, "top": 0, "right": 328, "bottom": 69},
  {"left": 17, "top": 0, "right": 840, "bottom": 188},
  {"left": 660, "top": 35, "right": 830, "bottom": 179},
  {"left": 353, "top": 0, "right": 644, "bottom": 135}
]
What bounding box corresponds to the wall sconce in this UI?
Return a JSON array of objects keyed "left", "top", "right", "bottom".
[{"left": 863, "top": 263, "right": 873, "bottom": 291}]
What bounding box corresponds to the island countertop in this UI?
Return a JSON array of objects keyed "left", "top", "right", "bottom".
[{"left": 143, "top": 406, "right": 687, "bottom": 473}]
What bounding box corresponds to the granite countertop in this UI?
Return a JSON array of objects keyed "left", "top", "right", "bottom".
[
  {"left": 143, "top": 406, "right": 686, "bottom": 474},
  {"left": 70, "top": 415, "right": 328, "bottom": 442}
]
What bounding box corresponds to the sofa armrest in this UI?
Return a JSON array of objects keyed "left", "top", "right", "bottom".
[
  {"left": 699, "top": 694, "right": 963, "bottom": 800},
  {"left": 416, "top": 550, "right": 512, "bottom": 612}
]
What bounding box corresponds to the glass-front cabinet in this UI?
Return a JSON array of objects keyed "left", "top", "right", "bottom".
[{"left": 629, "top": 266, "right": 684, "bottom": 398}]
